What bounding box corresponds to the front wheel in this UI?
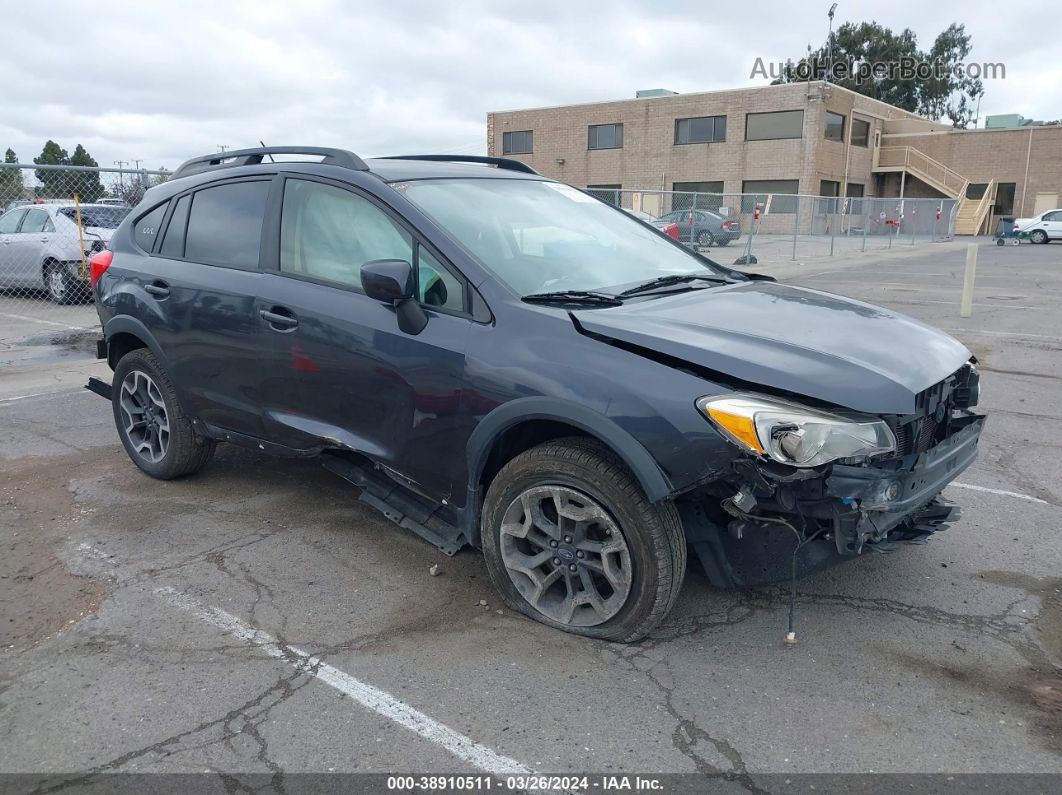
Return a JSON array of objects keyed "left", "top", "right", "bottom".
[
  {"left": 481, "top": 437, "right": 686, "bottom": 642},
  {"left": 112, "top": 349, "right": 216, "bottom": 479},
  {"left": 1031, "top": 229, "right": 1049, "bottom": 244}
]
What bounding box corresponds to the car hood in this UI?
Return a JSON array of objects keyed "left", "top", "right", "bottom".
[{"left": 572, "top": 281, "right": 971, "bottom": 414}]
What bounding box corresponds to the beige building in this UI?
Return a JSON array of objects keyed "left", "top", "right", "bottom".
[{"left": 487, "top": 81, "right": 1062, "bottom": 235}]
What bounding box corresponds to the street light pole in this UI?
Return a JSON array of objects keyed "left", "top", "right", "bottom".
[{"left": 825, "top": 3, "right": 838, "bottom": 82}]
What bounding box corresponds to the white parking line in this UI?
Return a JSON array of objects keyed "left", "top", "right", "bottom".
[
  {"left": 0, "top": 312, "right": 92, "bottom": 331},
  {"left": 0, "top": 389, "right": 92, "bottom": 405},
  {"left": 939, "top": 327, "right": 1062, "bottom": 343},
  {"left": 154, "top": 586, "right": 534, "bottom": 776},
  {"left": 950, "top": 481, "right": 1050, "bottom": 505}
]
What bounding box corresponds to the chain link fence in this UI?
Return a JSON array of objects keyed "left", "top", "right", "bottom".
[
  {"left": 584, "top": 188, "right": 957, "bottom": 265},
  {"left": 0, "top": 163, "right": 168, "bottom": 341}
]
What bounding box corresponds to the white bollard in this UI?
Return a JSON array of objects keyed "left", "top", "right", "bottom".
[{"left": 960, "top": 244, "right": 978, "bottom": 318}]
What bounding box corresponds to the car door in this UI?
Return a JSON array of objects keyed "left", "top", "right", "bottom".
[
  {"left": 255, "top": 175, "right": 474, "bottom": 501},
  {"left": 13, "top": 207, "right": 52, "bottom": 287},
  {"left": 1042, "top": 210, "right": 1062, "bottom": 239},
  {"left": 138, "top": 178, "right": 273, "bottom": 437},
  {"left": 0, "top": 208, "right": 27, "bottom": 286}
]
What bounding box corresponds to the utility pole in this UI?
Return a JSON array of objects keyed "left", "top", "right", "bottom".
[
  {"left": 217, "top": 145, "right": 230, "bottom": 153},
  {"left": 114, "top": 160, "right": 129, "bottom": 194}
]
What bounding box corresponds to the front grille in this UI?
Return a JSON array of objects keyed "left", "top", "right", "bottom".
[{"left": 885, "top": 415, "right": 940, "bottom": 456}]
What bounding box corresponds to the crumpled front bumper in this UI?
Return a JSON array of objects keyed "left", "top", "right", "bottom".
[{"left": 682, "top": 412, "right": 985, "bottom": 588}]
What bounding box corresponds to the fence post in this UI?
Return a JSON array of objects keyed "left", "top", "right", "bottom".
[
  {"left": 862, "top": 202, "right": 868, "bottom": 252},
  {"left": 791, "top": 196, "right": 800, "bottom": 260}
]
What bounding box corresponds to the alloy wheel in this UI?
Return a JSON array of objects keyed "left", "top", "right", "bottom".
[
  {"left": 499, "top": 485, "right": 632, "bottom": 626},
  {"left": 48, "top": 267, "right": 67, "bottom": 302},
  {"left": 118, "top": 370, "right": 170, "bottom": 463}
]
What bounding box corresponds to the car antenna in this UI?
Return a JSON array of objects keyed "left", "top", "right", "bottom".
[{"left": 260, "top": 141, "right": 275, "bottom": 163}]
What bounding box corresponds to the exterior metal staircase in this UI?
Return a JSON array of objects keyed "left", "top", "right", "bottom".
[{"left": 873, "top": 145, "right": 995, "bottom": 235}]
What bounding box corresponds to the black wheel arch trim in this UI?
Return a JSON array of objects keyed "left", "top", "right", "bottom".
[
  {"left": 463, "top": 396, "right": 675, "bottom": 545},
  {"left": 103, "top": 316, "right": 170, "bottom": 371}
]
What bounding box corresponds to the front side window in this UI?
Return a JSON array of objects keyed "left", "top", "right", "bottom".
[
  {"left": 675, "top": 116, "right": 726, "bottom": 144},
  {"left": 825, "top": 111, "right": 845, "bottom": 142},
  {"left": 746, "top": 110, "right": 804, "bottom": 141},
  {"left": 588, "top": 124, "right": 623, "bottom": 150},
  {"left": 20, "top": 208, "right": 50, "bottom": 233},
  {"left": 0, "top": 209, "right": 25, "bottom": 234},
  {"left": 185, "top": 181, "right": 270, "bottom": 268},
  {"left": 502, "top": 130, "right": 533, "bottom": 155},
  {"left": 397, "top": 178, "right": 724, "bottom": 297},
  {"left": 280, "top": 179, "right": 412, "bottom": 290}
]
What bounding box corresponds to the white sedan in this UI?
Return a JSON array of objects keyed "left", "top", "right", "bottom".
[
  {"left": 0, "top": 202, "right": 130, "bottom": 303},
  {"left": 1013, "top": 208, "right": 1062, "bottom": 244}
]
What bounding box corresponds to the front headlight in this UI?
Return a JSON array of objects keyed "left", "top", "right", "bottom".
[{"left": 697, "top": 394, "right": 896, "bottom": 467}]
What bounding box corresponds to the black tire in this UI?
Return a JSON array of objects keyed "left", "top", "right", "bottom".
[
  {"left": 1031, "top": 229, "right": 1049, "bottom": 244},
  {"left": 44, "top": 262, "right": 86, "bottom": 305},
  {"left": 481, "top": 437, "right": 686, "bottom": 642},
  {"left": 111, "top": 349, "right": 216, "bottom": 479},
  {"left": 696, "top": 230, "right": 714, "bottom": 247}
]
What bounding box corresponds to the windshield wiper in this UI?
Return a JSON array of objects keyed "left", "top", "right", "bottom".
[
  {"left": 618, "top": 273, "right": 729, "bottom": 297},
  {"left": 522, "top": 290, "right": 623, "bottom": 307}
]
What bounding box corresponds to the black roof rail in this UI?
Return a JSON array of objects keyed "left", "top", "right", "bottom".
[
  {"left": 380, "top": 154, "right": 541, "bottom": 175},
  {"left": 170, "top": 146, "right": 369, "bottom": 180}
]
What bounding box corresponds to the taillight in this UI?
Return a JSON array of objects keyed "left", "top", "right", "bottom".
[
  {"left": 722, "top": 221, "right": 734, "bottom": 230},
  {"left": 89, "top": 249, "right": 113, "bottom": 286},
  {"left": 665, "top": 222, "right": 679, "bottom": 240}
]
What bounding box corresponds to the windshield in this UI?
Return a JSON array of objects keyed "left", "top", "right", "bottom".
[
  {"left": 396, "top": 178, "right": 720, "bottom": 296},
  {"left": 59, "top": 206, "right": 131, "bottom": 229}
]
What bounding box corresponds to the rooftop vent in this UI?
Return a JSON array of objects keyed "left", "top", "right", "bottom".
[{"left": 636, "top": 89, "right": 678, "bottom": 98}]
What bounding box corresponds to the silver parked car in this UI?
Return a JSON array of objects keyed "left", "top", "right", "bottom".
[{"left": 0, "top": 202, "right": 130, "bottom": 303}]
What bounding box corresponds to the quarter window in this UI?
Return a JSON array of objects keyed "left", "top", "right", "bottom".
[
  {"left": 745, "top": 110, "right": 804, "bottom": 141},
  {"left": 133, "top": 204, "right": 167, "bottom": 252},
  {"left": 825, "top": 111, "right": 845, "bottom": 142},
  {"left": 675, "top": 116, "right": 726, "bottom": 144},
  {"left": 185, "top": 181, "right": 270, "bottom": 268},
  {"left": 588, "top": 123, "right": 623, "bottom": 150},
  {"left": 502, "top": 130, "right": 533, "bottom": 155},
  {"left": 417, "top": 245, "right": 464, "bottom": 312},
  {"left": 280, "top": 179, "right": 412, "bottom": 290}
]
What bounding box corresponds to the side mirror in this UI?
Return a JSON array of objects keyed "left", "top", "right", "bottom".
[{"left": 360, "top": 258, "right": 428, "bottom": 335}]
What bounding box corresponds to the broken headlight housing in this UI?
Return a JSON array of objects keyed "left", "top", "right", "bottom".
[{"left": 697, "top": 394, "right": 896, "bottom": 468}]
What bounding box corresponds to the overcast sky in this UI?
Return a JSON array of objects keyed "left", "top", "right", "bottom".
[{"left": 2, "top": 0, "right": 1059, "bottom": 173}]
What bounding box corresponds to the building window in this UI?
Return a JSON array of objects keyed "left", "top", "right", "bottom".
[
  {"left": 825, "top": 111, "right": 845, "bottom": 142},
  {"left": 675, "top": 116, "right": 726, "bottom": 145},
  {"left": 819, "top": 180, "right": 841, "bottom": 213},
  {"left": 672, "top": 181, "right": 724, "bottom": 212},
  {"left": 846, "top": 182, "right": 865, "bottom": 214},
  {"left": 745, "top": 110, "right": 804, "bottom": 141},
  {"left": 588, "top": 123, "right": 623, "bottom": 150},
  {"left": 741, "top": 179, "right": 799, "bottom": 213},
  {"left": 587, "top": 184, "right": 622, "bottom": 206},
  {"left": 502, "top": 130, "right": 533, "bottom": 155},
  {"left": 851, "top": 118, "right": 870, "bottom": 147}
]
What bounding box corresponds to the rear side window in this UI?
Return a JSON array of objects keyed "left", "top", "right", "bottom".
[
  {"left": 20, "top": 208, "right": 50, "bottom": 233},
  {"left": 159, "top": 195, "right": 191, "bottom": 258},
  {"left": 134, "top": 204, "right": 167, "bottom": 252},
  {"left": 185, "top": 181, "right": 270, "bottom": 268}
]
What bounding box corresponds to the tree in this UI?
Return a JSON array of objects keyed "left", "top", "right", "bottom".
[
  {"left": 771, "top": 21, "right": 984, "bottom": 128},
  {"left": 34, "top": 140, "right": 70, "bottom": 198},
  {"left": 68, "top": 144, "right": 105, "bottom": 202},
  {"left": 0, "top": 148, "right": 25, "bottom": 207}
]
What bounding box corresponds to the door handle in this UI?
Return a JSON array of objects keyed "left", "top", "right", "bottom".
[
  {"left": 144, "top": 281, "right": 170, "bottom": 299},
  {"left": 40, "top": 236, "right": 50, "bottom": 242},
  {"left": 259, "top": 308, "right": 298, "bottom": 330}
]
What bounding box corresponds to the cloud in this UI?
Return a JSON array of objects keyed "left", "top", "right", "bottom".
[{"left": 0, "top": 0, "right": 1056, "bottom": 172}]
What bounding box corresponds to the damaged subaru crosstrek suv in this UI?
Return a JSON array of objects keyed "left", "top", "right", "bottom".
[{"left": 86, "top": 147, "right": 984, "bottom": 642}]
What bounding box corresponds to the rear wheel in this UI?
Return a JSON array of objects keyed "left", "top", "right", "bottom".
[
  {"left": 112, "top": 349, "right": 216, "bottom": 479},
  {"left": 697, "top": 230, "right": 714, "bottom": 247},
  {"left": 45, "top": 262, "right": 86, "bottom": 304},
  {"left": 481, "top": 437, "right": 686, "bottom": 642},
  {"left": 1031, "top": 229, "right": 1049, "bottom": 244}
]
